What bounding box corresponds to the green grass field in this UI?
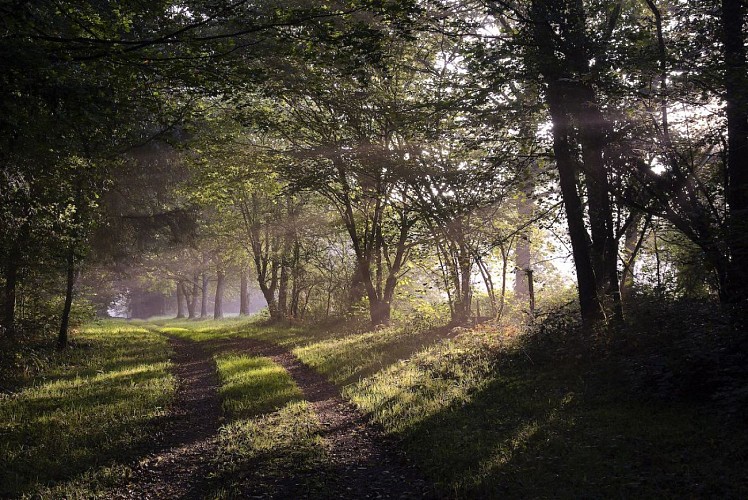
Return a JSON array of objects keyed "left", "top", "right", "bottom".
[
  {"left": 157, "top": 317, "right": 748, "bottom": 497},
  {"left": 3, "top": 316, "right": 747, "bottom": 498}
]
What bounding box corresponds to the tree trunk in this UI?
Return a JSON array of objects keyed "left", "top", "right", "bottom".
[
  {"left": 176, "top": 280, "right": 186, "bottom": 319},
  {"left": 499, "top": 246, "right": 509, "bottom": 320},
  {"left": 527, "top": 270, "right": 536, "bottom": 316},
  {"left": 214, "top": 269, "right": 225, "bottom": 319},
  {"left": 722, "top": 0, "right": 748, "bottom": 324},
  {"left": 189, "top": 273, "right": 199, "bottom": 319},
  {"left": 348, "top": 266, "right": 366, "bottom": 308},
  {"left": 546, "top": 80, "right": 603, "bottom": 325},
  {"left": 514, "top": 167, "right": 535, "bottom": 310},
  {"left": 457, "top": 247, "right": 473, "bottom": 324},
  {"left": 2, "top": 256, "right": 17, "bottom": 335},
  {"left": 620, "top": 214, "right": 649, "bottom": 303},
  {"left": 183, "top": 281, "right": 195, "bottom": 319},
  {"left": 290, "top": 242, "right": 301, "bottom": 318},
  {"left": 240, "top": 269, "right": 250, "bottom": 315},
  {"left": 278, "top": 260, "right": 289, "bottom": 319},
  {"left": 572, "top": 83, "right": 623, "bottom": 324},
  {"left": 370, "top": 298, "right": 391, "bottom": 326},
  {"left": 58, "top": 247, "right": 75, "bottom": 349},
  {"left": 201, "top": 272, "right": 209, "bottom": 318}
]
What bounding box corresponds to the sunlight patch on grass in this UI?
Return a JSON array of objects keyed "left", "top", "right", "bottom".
[
  {"left": 210, "top": 348, "right": 328, "bottom": 497},
  {"left": 216, "top": 354, "right": 303, "bottom": 419},
  {"left": 219, "top": 401, "right": 324, "bottom": 459},
  {"left": 210, "top": 401, "right": 327, "bottom": 498},
  {"left": 0, "top": 321, "right": 174, "bottom": 498},
  {"left": 154, "top": 316, "right": 265, "bottom": 342},
  {"left": 345, "top": 334, "right": 497, "bottom": 434},
  {"left": 293, "top": 327, "right": 414, "bottom": 385}
]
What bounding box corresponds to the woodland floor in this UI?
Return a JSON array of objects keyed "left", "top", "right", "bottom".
[
  {"left": 3, "top": 311, "right": 747, "bottom": 498},
  {"left": 111, "top": 334, "right": 430, "bottom": 499}
]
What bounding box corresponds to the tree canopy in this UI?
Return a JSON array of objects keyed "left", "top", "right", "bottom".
[{"left": 1, "top": 0, "right": 746, "bottom": 345}]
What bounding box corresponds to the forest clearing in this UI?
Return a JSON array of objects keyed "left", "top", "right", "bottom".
[{"left": 2, "top": 0, "right": 748, "bottom": 498}]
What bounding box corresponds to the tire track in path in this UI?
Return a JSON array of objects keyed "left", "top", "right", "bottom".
[
  {"left": 112, "top": 336, "right": 221, "bottom": 499},
  {"left": 212, "top": 336, "right": 433, "bottom": 499},
  {"left": 113, "top": 332, "right": 433, "bottom": 498}
]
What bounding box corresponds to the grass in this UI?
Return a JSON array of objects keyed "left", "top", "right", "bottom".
[
  {"left": 6, "top": 311, "right": 744, "bottom": 498},
  {"left": 216, "top": 354, "right": 303, "bottom": 418},
  {"left": 0, "top": 320, "right": 174, "bottom": 498},
  {"left": 209, "top": 351, "right": 327, "bottom": 498},
  {"left": 211, "top": 401, "right": 327, "bottom": 498},
  {"left": 345, "top": 322, "right": 748, "bottom": 498},
  {"left": 346, "top": 330, "right": 498, "bottom": 434},
  {"left": 154, "top": 314, "right": 748, "bottom": 497},
  {"left": 162, "top": 315, "right": 454, "bottom": 386}
]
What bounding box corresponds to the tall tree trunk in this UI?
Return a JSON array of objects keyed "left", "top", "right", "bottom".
[
  {"left": 514, "top": 162, "right": 536, "bottom": 310},
  {"left": 240, "top": 269, "right": 250, "bottom": 315},
  {"left": 290, "top": 242, "right": 301, "bottom": 318},
  {"left": 201, "top": 272, "right": 209, "bottom": 318},
  {"left": 58, "top": 247, "right": 75, "bottom": 349},
  {"left": 499, "top": 245, "right": 509, "bottom": 320},
  {"left": 722, "top": 0, "right": 748, "bottom": 324},
  {"left": 176, "top": 280, "right": 186, "bottom": 319},
  {"left": 574, "top": 84, "right": 623, "bottom": 323},
  {"left": 348, "top": 266, "right": 366, "bottom": 308},
  {"left": 532, "top": 0, "right": 619, "bottom": 327},
  {"left": 620, "top": 214, "right": 649, "bottom": 303},
  {"left": 546, "top": 80, "right": 603, "bottom": 325},
  {"left": 214, "top": 269, "right": 225, "bottom": 319},
  {"left": 475, "top": 255, "right": 497, "bottom": 317},
  {"left": 370, "top": 298, "right": 391, "bottom": 326},
  {"left": 2, "top": 255, "right": 18, "bottom": 335},
  {"left": 278, "top": 260, "right": 289, "bottom": 319},
  {"left": 182, "top": 281, "right": 195, "bottom": 320},
  {"left": 189, "top": 273, "right": 199, "bottom": 319}
]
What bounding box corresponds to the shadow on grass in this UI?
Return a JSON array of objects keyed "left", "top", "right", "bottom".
[
  {"left": 292, "top": 324, "right": 456, "bottom": 387},
  {"left": 398, "top": 355, "right": 748, "bottom": 498},
  {"left": 0, "top": 327, "right": 174, "bottom": 498}
]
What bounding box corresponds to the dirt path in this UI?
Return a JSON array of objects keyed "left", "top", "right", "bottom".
[
  {"left": 112, "top": 333, "right": 432, "bottom": 498},
  {"left": 212, "top": 337, "right": 433, "bottom": 499},
  {"left": 111, "top": 336, "right": 222, "bottom": 499}
]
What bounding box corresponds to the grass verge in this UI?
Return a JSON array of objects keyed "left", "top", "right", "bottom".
[{"left": 0, "top": 320, "right": 174, "bottom": 498}]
